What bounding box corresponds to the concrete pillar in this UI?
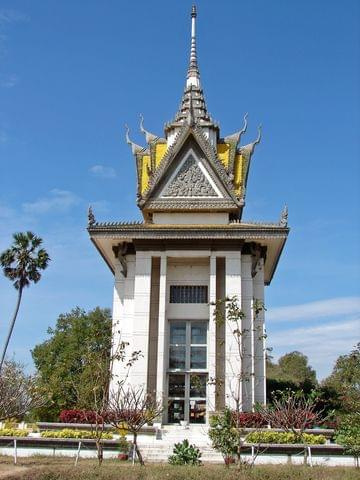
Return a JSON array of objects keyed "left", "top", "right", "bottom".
[
  {"left": 207, "top": 253, "right": 217, "bottom": 418},
  {"left": 131, "top": 251, "right": 152, "bottom": 388},
  {"left": 109, "top": 255, "right": 135, "bottom": 393},
  {"left": 156, "top": 254, "right": 167, "bottom": 411},
  {"left": 253, "top": 258, "right": 266, "bottom": 404},
  {"left": 241, "top": 254, "right": 254, "bottom": 411},
  {"left": 225, "top": 252, "right": 242, "bottom": 410}
]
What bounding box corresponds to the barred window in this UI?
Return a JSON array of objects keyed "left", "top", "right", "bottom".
[{"left": 170, "top": 285, "right": 208, "bottom": 304}]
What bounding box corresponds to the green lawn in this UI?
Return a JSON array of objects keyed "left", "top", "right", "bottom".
[{"left": 0, "top": 456, "right": 358, "bottom": 480}]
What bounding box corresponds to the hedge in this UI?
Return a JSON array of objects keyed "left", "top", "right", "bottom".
[
  {"left": 246, "top": 431, "right": 326, "bottom": 445},
  {"left": 0, "top": 428, "right": 29, "bottom": 437},
  {"left": 41, "top": 429, "right": 113, "bottom": 440}
]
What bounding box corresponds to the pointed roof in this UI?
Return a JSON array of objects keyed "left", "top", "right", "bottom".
[{"left": 165, "top": 5, "right": 218, "bottom": 134}]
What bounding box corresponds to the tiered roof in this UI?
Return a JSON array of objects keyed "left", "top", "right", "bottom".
[{"left": 124, "top": 5, "right": 262, "bottom": 220}]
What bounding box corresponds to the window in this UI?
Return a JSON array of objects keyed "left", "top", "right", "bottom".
[
  {"left": 168, "top": 321, "right": 208, "bottom": 424},
  {"left": 169, "top": 321, "right": 207, "bottom": 371},
  {"left": 170, "top": 285, "right": 208, "bottom": 304}
]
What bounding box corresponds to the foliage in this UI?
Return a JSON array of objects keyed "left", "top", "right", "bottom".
[
  {"left": 32, "top": 307, "right": 112, "bottom": 420},
  {"left": 323, "top": 343, "right": 360, "bottom": 414},
  {"left": 231, "top": 412, "right": 267, "bottom": 428},
  {"left": 266, "top": 352, "right": 317, "bottom": 403},
  {"left": 270, "top": 352, "right": 316, "bottom": 385},
  {"left": 258, "top": 390, "right": 323, "bottom": 439},
  {"left": 40, "top": 429, "right": 113, "bottom": 440},
  {"left": 208, "top": 408, "right": 239, "bottom": 459},
  {"left": 0, "top": 428, "right": 29, "bottom": 437},
  {"left": 59, "top": 410, "right": 110, "bottom": 424},
  {"left": 335, "top": 413, "right": 360, "bottom": 462},
  {"left": 0, "top": 360, "right": 46, "bottom": 422},
  {"left": 245, "top": 431, "right": 326, "bottom": 445},
  {"left": 0, "top": 231, "right": 50, "bottom": 371},
  {"left": 117, "top": 435, "right": 130, "bottom": 453},
  {"left": 168, "top": 439, "right": 202, "bottom": 466},
  {"left": 107, "top": 385, "right": 163, "bottom": 466}
]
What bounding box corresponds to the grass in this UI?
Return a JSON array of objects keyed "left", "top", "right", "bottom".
[{"left": 0, "top": 456, "right": 358, "bottom": 480}]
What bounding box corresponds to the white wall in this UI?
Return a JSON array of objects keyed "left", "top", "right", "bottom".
[{"left": 153, "top": 212, "right": 228, "bottom": 225}]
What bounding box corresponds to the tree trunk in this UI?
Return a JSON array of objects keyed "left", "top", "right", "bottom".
[
  {"left": 0, "top": 287, "right": 23, "bottom": 373},
  {"left": 133, "top": 432, "right": 144, "bottom": 466},
  {"left": 96, "top": 439, "right": 103, "bottom": 465}
]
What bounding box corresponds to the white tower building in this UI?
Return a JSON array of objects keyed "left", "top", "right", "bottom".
[{"left": 88, "top": 5, "right": 289, "bottom": 425}]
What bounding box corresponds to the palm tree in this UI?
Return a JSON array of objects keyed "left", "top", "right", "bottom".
[{"left": 0, "top": 232, "right": 50, "bottom": 372}]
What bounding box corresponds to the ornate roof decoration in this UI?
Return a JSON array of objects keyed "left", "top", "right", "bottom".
[
  {"left": 224, "top": 113, "right": 248, "bottom": 145},
  {"left": 239, "top": 125, "right": 262, "bottom": 157},
  {"left": 139, "top": 125, "right": 240, "bottom": 208},
  {"left": 120, "top": 6, "right": 269, "bottom": 220},
  {"left": 164, "top": 6, "right": 218, "bottom": 135},
  {"left": 279, "top": 205, "right": 288, "bottom": 227},
  {"left": 125, "top": 124, "right": 147, "bottom": 155},
  {"left": 162, "top": 155, "right": 218, "bottom": 198},
  {"left": 187, "top": 5, "right": 200, "bottom": 84},
  {"left": 88, "top": 205, "right": 96, "bottom": 227},
  {"left": 139, "top": 114, "right": 162, "bottom": 144}
]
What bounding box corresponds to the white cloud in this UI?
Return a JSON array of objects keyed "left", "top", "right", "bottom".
[
  {"left": 0, "top": 10, "right": 29, "bottom": 25},
  {"left": 0, "top": 73, "right": 18, "bottom": 88},
  {"left": 269, "top": 318, "right": 360, "bottom": 379},
  {"left": 267, "top": 296, "right": 360, "bottom": 322},
  {"left": 89, "top": 165, "right": 116, "bottom": 179},
  {"left": 22, "top": 189, "right": 80, "bottom": 215}
]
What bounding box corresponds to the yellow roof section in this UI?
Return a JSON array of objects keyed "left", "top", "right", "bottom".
[{"left": 217, "top": 143, "right": 230, "bottom": 168}]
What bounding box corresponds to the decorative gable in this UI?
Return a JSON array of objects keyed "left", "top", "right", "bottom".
[
  {"left": 160, "top": 152, "right": 221, "bottom": 199},
  {"left": 138, "top": 127, "right": 241, "bottom": 217}
]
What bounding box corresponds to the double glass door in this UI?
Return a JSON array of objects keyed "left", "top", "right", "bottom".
[{"left": 167, "top": 320, "right": 207, "bottom": 424}]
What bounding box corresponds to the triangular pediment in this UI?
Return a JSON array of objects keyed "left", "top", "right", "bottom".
[
  {"left": 159, "top": 151, "right": 222, "bottom": 199},
  {"left": 139, "top": 126, "right": 240, "bottom": 213}
]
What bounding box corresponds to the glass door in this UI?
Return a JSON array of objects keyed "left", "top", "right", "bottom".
[{"left": 167, "top": 320, "right": 207, "bottom": 424}]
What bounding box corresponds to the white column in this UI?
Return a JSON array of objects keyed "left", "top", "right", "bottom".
[
  {"left": 225, "top": 252, "right": 242, "bottom": 410},
  {"left": 156, "top": 254, "right": 167, "bottom": 416},
  {"left": 241, "top": 255, "right": 254, "bottom": 411},
  {"left": 253, "top": 258, "right": 266, "bottom": 404},
  {"left": 109, "top": 255, "right": 135, "bottom": 393},
  {"left": 130, "top": 251, "right": 152, "bottom": 389},
  {"left": 207, "top": 253, "right": 217, "bottom": 418}
]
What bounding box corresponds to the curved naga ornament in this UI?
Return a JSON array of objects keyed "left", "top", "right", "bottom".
[
  {"left": 139, "top": 114, "right": 159, "bottom": 144},
  {"left": 125, "top": 124, "right": 145, "bottom": 155}
]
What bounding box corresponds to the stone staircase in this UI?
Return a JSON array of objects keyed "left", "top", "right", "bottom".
[{"left": 136, "top": 425, "right": 223, "bottom": 463}]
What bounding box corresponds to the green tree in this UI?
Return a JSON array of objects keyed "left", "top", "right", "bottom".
[
  {"left": 0, "top": 231, "right": 50, "bottom": 372},
  {"left": 31, "top": 307, "right": 112, "bottom": 420},
  {"left": 335, "top": 412, "right": 360, "bottom": 467},
  {"left": 266, "top": 351, "right": 317, "bottom": 402},
  {"left": 323, "top": 343, "right": 360, "bottom": 414}
]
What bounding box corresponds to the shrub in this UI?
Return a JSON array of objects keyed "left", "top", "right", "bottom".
[
  {"left": 117, "top": 435, "right": 130, "bottom": 453},
  {"left": 168, "top": 439, "right": 202, "bottom": 465},
  {"left": 59, "top": 410, "right": 108, "bottom": 424},
  {"left": 41, "top": 429, "right": 113, "bottom": 440},
  {"left": 335, "top": 413, "right": 360, "bottom": 460},
  {"left": 245, "top": 431, "right": 326, "bottom": 445},
  {"left": 0, "top": 428, "right": 29, "bottom": 437},
  {"left": 232, "top": 412, "right": 267, "bottom": 428},
  {"left": 209, "top": 409, "right": 238, "bottom": 459}
]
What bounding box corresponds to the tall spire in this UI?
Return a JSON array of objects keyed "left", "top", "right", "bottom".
[
  {"left": 165, "top": 5, "right": 218, "bottom": 139},
  {"left": 187, "top": 5, "right": 200, "bottom": 88}
]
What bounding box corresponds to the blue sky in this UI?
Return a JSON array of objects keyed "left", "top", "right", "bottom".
[{"left": 0, "top": 0, "right": 359, "bottom": 380}]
